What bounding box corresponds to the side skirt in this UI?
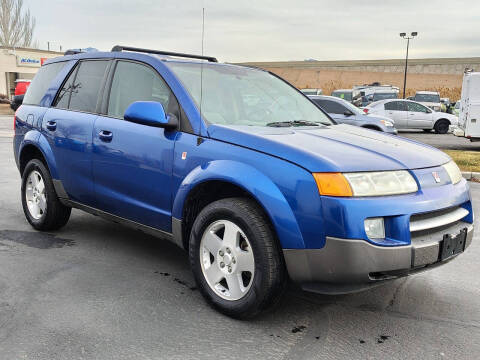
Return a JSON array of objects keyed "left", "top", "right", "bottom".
[{"left": 61, "top": 199, "right": 184, "bottom": 250}]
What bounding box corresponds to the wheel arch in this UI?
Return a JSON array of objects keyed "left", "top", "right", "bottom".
[
  {"left": 361, "top": 125, "right": 382, "bottom": 131},
  {"left": 18, "top": 133, "right": 58, "bottom": 178},
  {"left": 172, "top": 160, "right": 306, "bottom": 251},
  {"left": 434, "top": 118, "right": 451, "bottom": 125}
]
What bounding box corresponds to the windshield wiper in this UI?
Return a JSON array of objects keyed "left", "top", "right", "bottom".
[{"left": 266, "top": 120, "right": 321, "bottom": 127}]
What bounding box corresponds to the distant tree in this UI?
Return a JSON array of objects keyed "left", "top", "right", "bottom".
[{"left": 0, "top": 0, "right": 35, "bottom": 48}]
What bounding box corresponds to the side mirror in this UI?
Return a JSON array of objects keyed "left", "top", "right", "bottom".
[
  {"left": 344, "top": 110, "right": 354, "bottom": 116},
  {"left": 124, "top": 101, "right": 177, "bottom": 129}
]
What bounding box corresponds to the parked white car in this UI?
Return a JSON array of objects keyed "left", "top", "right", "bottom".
[{"left": 365, "top": 99, "right": 458, "bottom": 133}]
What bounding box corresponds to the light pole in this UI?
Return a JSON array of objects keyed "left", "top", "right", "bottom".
[{"left": 400, "top": 32, "right": 418, "bottom": 99}]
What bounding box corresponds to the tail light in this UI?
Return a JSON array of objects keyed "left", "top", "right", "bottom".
[{"left": 363, "top": 108, "right": 369, "bottom": 114}]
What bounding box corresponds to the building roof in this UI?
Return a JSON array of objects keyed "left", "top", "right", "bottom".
[{"left": 0, "top": 46, "right": 63, "bottom": 55}]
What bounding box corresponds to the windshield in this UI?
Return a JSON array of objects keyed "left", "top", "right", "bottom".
[
  {"left": 332, "top": 91, "right": 352, "bottom": 101},
  {"left": 373, "top": 92, "right": 397, "bottom": 101},
  {"left": 415, "top": 94, "right": 440, "bottom": 103},
  {"left": 166, "top": 63, "right": 332, "bottom": 126}
]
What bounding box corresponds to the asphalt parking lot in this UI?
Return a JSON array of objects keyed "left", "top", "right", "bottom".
[
  {"left": 1, "top": 114, "right": 479, "bottom": 359},
  {"left": 399, "top": 130, "right": 480, "bottom": 151}
]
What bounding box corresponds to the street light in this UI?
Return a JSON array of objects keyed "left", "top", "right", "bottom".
[{"left": 400, "top": 32, "right": 418, "bottom": 99}]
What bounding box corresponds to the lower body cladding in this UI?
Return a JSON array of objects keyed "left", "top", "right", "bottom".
[{"left": 283, "top": 221, "right": 474, "bottom": 294}]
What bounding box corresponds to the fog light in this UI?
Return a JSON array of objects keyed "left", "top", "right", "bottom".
[{"left": 364, "top": 218, "right": 385, "bottom": 239}]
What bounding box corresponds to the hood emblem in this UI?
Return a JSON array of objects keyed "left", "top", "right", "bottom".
[{"left": 432, "top": 171, "right": 441, "bottom": 183}]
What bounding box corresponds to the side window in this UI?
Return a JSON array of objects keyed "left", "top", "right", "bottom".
[
  {"left": 407, "top": 102, "right": 428, "bottom": 113},
  {"left": 385, "top": 101, "right": 398, "bottom": 111},
  {"left": 54, "top": 66, "right": 78, "bottom": 109},
  {"left": 68, "top": 60, "right": 109, "bottom": 113},
  {"left": 23, "top": 62, "right": 67, "bottom": 105},
  {"left": 384, "top": 101, "right": 407, "bottom": 111},
  {"left": 316, "top": 100, "right": 346, "bottom": 114},
  {"left": 107, "top": 61, "right": 178, "bottom": 119}
]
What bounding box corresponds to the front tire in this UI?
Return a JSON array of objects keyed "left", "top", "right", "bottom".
[
  {"left": 434, "top": 119, "right": 450, "bottom": 134},
  {"left": 21, "top": 159, "right": 71, "bottom": 231},
  {"left": 189, "top": 198, "right": 286, "bottom": 318}
]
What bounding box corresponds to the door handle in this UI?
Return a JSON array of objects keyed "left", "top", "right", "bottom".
[
  {"left": 98, "top": 130, "right": 113, "bottom": 142},
  {"left": 46, "top": 120, "right": 57, "bottom": 131}
]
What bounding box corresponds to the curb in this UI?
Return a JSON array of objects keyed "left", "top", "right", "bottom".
[{"left": 462, "top": 171, "right": 480, "bottom": 182}]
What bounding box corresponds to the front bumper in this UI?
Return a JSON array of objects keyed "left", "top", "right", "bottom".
[{"left": 284, "top": 221, "right": 474, "bottom": 294}]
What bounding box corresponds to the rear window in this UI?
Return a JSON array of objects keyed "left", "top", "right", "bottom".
[
  {"left": 414, "top": 94, "right": 440, "bottom": 103},
  {"left": 23, "top": 62, "right": 67, "bottom": 105},
  {"left": 373, "top": 92, "right": 397, "bottom": 101}
]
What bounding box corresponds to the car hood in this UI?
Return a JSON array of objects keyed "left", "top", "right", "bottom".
[{"left": 207, "top": 124, "right": 450, "bottom": 172}]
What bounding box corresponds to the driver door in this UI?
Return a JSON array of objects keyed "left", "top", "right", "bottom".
[{"left": 407, "top": 101, "right": 433, "bottom": 128}]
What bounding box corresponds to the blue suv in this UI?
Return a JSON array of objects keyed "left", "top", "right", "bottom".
[{"left": 13, "top": 46, "right": 474, "bottom": 318}]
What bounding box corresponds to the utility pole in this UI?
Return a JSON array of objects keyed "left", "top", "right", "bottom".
[{"left": 400, "top": 32, "right": 418, "bottom": 99}]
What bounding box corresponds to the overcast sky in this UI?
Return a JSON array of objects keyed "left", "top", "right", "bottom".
[{"left": 24, "top": 0, "right": 480, "bottom": 62}]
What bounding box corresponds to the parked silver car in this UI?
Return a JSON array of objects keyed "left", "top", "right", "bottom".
[
  {"left": 365, "top": 99, "right": 458, "bottom": 133},
  {"left": 309, "top": 95, "right": 397, "bottom": 134}
]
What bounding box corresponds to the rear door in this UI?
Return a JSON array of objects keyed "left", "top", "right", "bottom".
[
  {"left": 406, "top": 101, "right": 433, "bottom": 129},
  {"left": 92, "top": 60, "right": 180, "bottom": 231},
  {"left": 384, "top": 101, "right": 408, "bottom": 128},
  {"left": 42, "top": 59, "right": 110, "bottom": 205}
]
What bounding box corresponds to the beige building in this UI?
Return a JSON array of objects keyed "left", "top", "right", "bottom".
[{"left": 0, "top": 46, "right": 63, "bottom": 99}]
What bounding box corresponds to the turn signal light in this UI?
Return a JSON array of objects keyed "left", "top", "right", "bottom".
[{"left": 312, "top": 173, "right": 353, "bottom": 197}]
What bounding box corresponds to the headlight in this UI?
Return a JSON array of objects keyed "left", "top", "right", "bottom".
[
  {"left": 313, "top": 170, "right": 418, "bottom": 197},
  {"left": 443, "top": 160, "right": 462, "bottom": 184},
  {"left": 380, "top": 119, "right": 394, "bottom": 127}
]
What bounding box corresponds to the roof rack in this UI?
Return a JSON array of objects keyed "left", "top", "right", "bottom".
[
  {"left": 64, "top": 49, "right": 84, "bottom": 55},
  {"left": 64, "top": 47, "right": 98, "bottom": 56},
  {"left": 111, "top": 45, "right": 218, "bottom": 63}
]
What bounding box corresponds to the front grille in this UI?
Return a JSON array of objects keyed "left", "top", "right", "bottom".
[{"left": 409, "top": 206, "right": 469, "bottom": 233}]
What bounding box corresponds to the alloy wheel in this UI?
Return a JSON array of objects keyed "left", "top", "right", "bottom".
[
  {"left": 200, "top": 220, "right": 255, "bottom": 301},
  {"left": 25, "top": 170, "right": 47, "bottom": 220}
]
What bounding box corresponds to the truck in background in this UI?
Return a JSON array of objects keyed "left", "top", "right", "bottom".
[{"left": 453, "top": 70, "right": 480, "bottom": 142}]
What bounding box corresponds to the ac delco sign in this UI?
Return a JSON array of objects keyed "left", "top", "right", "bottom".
[{"left": 16, "top": 56, "right": 48, "bottom": 67}]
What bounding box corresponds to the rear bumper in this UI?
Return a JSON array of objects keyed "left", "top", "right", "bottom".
[{"left": 283, "top": 221, "right": 474, "bottom": 294}]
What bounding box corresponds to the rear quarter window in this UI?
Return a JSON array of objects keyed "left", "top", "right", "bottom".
[{"left": 23, "top": 62, "right": 67, "bottom": 106}]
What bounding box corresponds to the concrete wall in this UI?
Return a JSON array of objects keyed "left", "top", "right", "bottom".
[
  {"left": 240, "top": 57, "right": 480, "bottom": 75},
  {"left": 238, "top": 57, "right": 480, "bottom": 99}
]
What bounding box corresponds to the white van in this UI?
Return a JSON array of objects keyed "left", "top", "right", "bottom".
[{"left": 453, "top": 71, "right": 480, "bottom": 141}]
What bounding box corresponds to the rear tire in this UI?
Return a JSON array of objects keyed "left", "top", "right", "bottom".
[
  {"left": 21, "top": 159, "right": 71, "bottom": 231},
  {"left": 434, "top": 120, "right": 450, "bottom": 134},
  {"left": 189, "top": 197, "right": 286, "bottom": 319}
]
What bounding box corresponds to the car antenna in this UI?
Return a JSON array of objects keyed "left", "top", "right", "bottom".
[{"left": 199, "top": 7, "right": 205, "bottom": 128}]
